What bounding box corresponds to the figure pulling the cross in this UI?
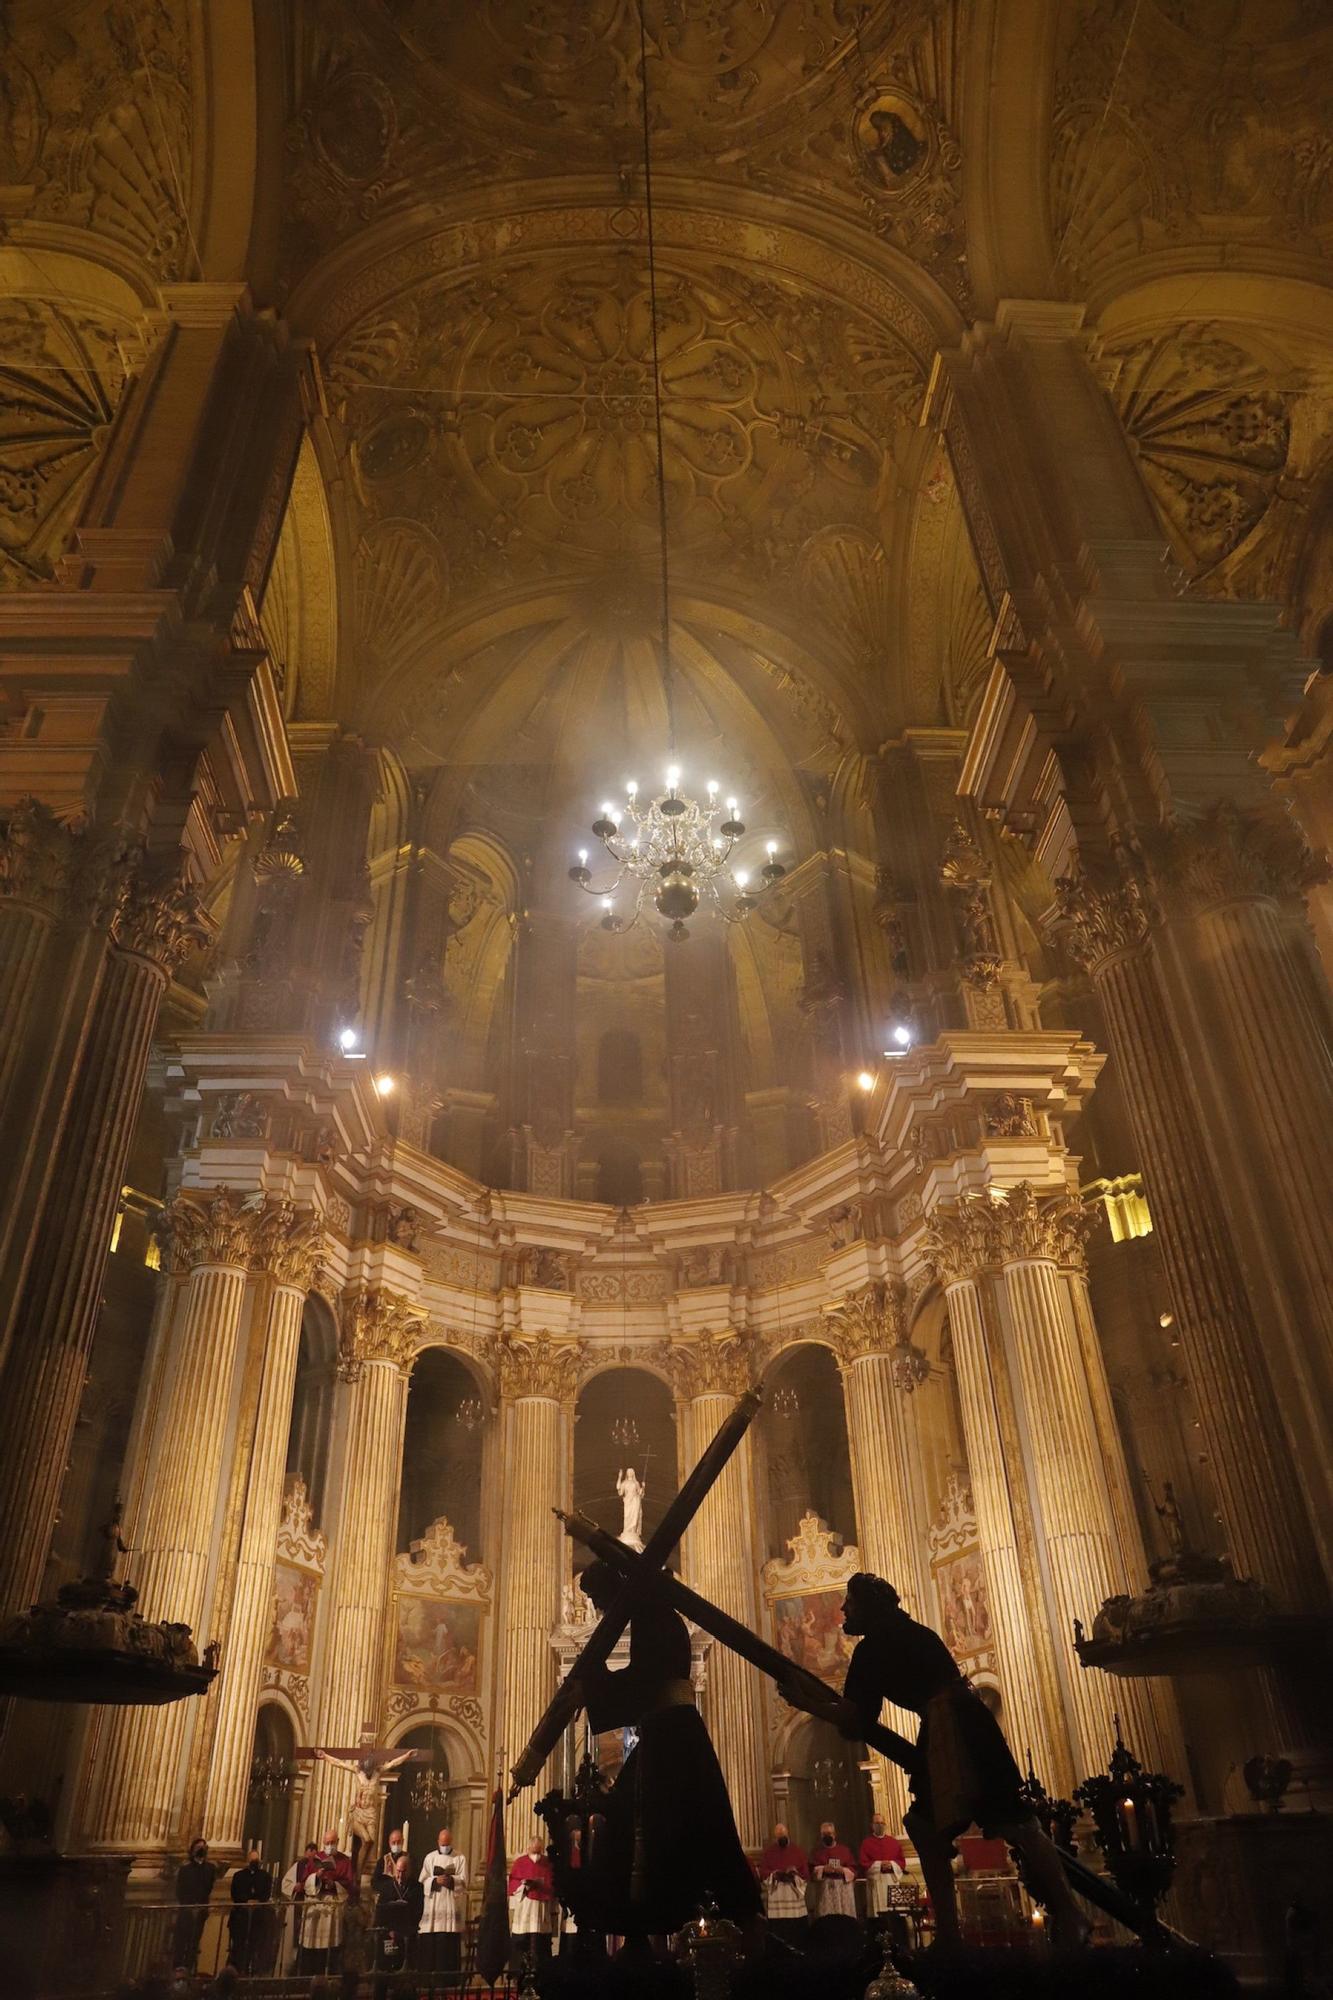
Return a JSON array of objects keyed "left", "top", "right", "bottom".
[{"left": 304, "top": 1733, "right": 424, "bottom": 1875}]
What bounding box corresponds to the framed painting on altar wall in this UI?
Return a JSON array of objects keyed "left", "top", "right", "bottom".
[
  {"left": 266, "top": 1561, "right": 317, "bottom": 1674},
  {"left": 392, "top": 1595, "right": 481, "bottom": 1693},
  {"left": 772, "top": 1589, "right": 854, "bottom": 1680}
]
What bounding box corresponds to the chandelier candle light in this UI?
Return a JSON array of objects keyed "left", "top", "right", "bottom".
[{"left": 570, "top": 773, "right": 785, "bottom": 940}]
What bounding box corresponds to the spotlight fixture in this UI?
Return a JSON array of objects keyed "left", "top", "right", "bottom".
[
  {"left": 373, "top": 1073, "right": 396, "bottom": 1097},
  {"left": 338, "top": 1027, "right": 359, "bottom": 1052},
  {"left": 856, "top": 1070, "right": 875, "bottom": 1093},
  {"left": 889, "top": 1023, "right": 913, "bottom": 1049}
]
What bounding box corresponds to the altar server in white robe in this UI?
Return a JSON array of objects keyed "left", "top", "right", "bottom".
[{"left": 417, "top": 1827, "right": 467, "bottom": 1973}]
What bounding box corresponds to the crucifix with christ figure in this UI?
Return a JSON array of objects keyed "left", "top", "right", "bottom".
[{"left": 294, "top": 1731, "right": 429, "bottom": 1871}]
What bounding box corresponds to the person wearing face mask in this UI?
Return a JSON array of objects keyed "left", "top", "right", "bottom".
[
  {"left": 171, "top": 1837, "right": 218, "bottom": 1972},
  {"left": 810, "top": 1822, "right": 858, "bottom": 1919},
  {"left": 860, "top": 1815, "right": 908, "bottom": 1934},
  {"left": 228, "top": 1848, "right": 275, "bottom": 1974},
  {"left": 371, "top": 1827, "right": 411, "bottom": 1895},
  {"left": 508, "top": 1833, "right": 555, "bottom": 1969},
  {"left": 416, "top": 1826, "right": 467, "bottom": 1973},
  {"left": 756, "top": 1823, "right": 809, "bottom": 1944}
]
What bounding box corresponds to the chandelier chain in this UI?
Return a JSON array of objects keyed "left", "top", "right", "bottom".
[{"left": 636, "top": 0, "right": 676, "bottom": 760}]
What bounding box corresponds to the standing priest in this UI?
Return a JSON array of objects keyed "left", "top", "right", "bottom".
[{"left": 757, "top": 1823, "right": 809, "bottom": 1945}]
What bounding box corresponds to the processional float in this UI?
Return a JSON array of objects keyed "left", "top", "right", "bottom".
[{"left": 509, "top": 1389, "right": 1195, "bottom": 1951}]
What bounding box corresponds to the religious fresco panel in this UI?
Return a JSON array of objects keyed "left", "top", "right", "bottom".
[{"left": 391, "top": 1594, "right": 482, "bottom": 1694}]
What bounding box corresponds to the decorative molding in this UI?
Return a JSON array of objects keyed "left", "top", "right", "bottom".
[
  {"left": 1049, "top": 862, "right": 1152, "bottom": 974},
  {"left": 338, "top": 1286, "right": 425, "bottom": 1381},
  {"left": 276, "top": 1475, "right": 328, "bottom": 1573},
  {"left": 0, "top": 799, "right": 128, "bottom": 928},
  {"left": 156, "top": 1186, "right": 267, "bottom": 1276},
  {"left": 393, "top": 1514, "right": 491, "bottom": 1602},
  {"left": 264, "top": 1203, "right": 327, "bottom": 1293},
  {"left": 495, "top": 1331, "right": 584, "bottom": 1402},
  {"left": 762, "top": 1510, "right": 860, "bottom": 1600}
]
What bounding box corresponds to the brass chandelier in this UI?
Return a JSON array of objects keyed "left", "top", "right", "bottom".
[{"left": 569, "top": 1, "right": 788, "bottom": 942}]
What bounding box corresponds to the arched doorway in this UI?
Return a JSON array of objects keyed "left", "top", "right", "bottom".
[
  {"left": 781, "top": 1715, "right": 873, "bottom": 1857},
  {"left": 285, "top": 1295, "right": 339, "bottom": 1529},
  {"left": 243, "top": 1701, "right": 296, "bottom": 1870},
  {"left": 759, "top": 1343, "right": 855, "bottom": 1559},
  {"left": 382, "top": 1722, "right": 461, "bottom": 1867}
]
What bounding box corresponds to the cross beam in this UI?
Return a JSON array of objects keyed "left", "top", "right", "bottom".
[
  {"left": 506, "top": 1386, "right": 762, "bottom": 1802},
  {"left": 560, "top": 1510, "right": 1198, "bottom": 1953}
]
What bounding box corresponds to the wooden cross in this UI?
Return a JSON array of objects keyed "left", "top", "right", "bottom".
[
  {"left": 507, "top": 1388, "right": 762, "bottom": 1801},
  {"left": 293, "top": 1741, "right": 430, "bottom": 1771}
]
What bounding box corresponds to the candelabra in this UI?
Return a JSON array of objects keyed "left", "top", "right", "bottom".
[
  {"left": 610, "top": 1413, "right": 640, "bottom": 1455},
  {"left": 410, "top": 1765, "right": 453, "bottom": 1817},
  {"left": 248, "top": 1755, "right": 293, "bottom": 1804},
  {"left": 771, "top": 1386, "right": 800, "bottom": 1420},
  {"left": 1074, "top": 1718, "right": 1183, "bottom": 1922},
  {"left": 1018, "top": 1752, "right": 1079, "bottom": 1856},
  {"left": 454, "top": 1397, "right": 484, "bottom": 1435}
]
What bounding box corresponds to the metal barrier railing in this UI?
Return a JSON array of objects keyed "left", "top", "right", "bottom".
[{"left": 114, "top": 1896, "right": 537, "bottom": 1992}]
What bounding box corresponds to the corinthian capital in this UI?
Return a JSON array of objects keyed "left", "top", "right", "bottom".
[
  {"left": 921, "top": 1198, "right": 996, "bottom": 1287},
  {"left": 1049, "top": 863, "right": 1151, "bottom": 974},
  {"left": 1155, "top": 801, "right": 1324, "bottom": 916},
  {"left": 656, "top": 1330, "right": 759, "bottom": 1401},
  {"left": 156, "top": 1186, "right": 272, "bottom": 1275},
  {"left": 496, "top": 1332, "right": 584, "bottom": 1403},
  {"left": 824, "top": 1282, "right": 929, "bottom": 1390},
  {"left": 112, "top": 856, "right": 214, "bottom": 972},
  {"left": 924, "top": 1183, "right": 1097, "bottom": 1282},
  {"left": 338, "top": 1287, "right": 424, "bottom": 1382},
  {"left": 984, "top": 1182, "right": 1098, "bottom": 1268},
  {"left": 1, "top": 799, "right": 128, "bottom": 926},
  {"left": 255, "top": 1200, "right": 325, "bottom": 1292}
]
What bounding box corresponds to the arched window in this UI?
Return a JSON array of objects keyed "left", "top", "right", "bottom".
[
  {"left": 285, "top": 1298, "right": 338, "bottom": 1525},
  {"left": 597, "top": 1028, "right": 642, "bottom": 1105},
  {"left": 596, "top": 1140, "right": 642, "bottom": 1205}
]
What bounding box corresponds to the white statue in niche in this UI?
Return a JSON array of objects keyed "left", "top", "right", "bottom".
[{"left": 616, "top": 1466, "right": 645, "bottom": 1552}]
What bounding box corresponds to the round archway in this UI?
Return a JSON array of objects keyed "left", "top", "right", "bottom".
[
  {"left": 759, "top": 1343, "right": 855, "bottom": 1560},
  {"left": 243, "top": 1700, "right": 297, "bottom": 1869},
  {"left": 573, "top": 1366, "right": 677, "bottom": 1559}
]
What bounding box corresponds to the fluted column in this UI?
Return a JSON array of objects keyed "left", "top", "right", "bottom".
[
  {"left": 494, "top": 1335, "right": 579, "bottom": 1855},
  {"left": 989, "top": 1189, "right": 1183, "bottom": 1779},
  {"left": 827, "top": 1288, "right": 931, "bottom": 1829},
  {"left": 1054, "top": 872, "right": 1326, "bottom": 1608},
  {"left": 0, "top": 864, "right": 210, "bottom": 1618},
  {"left": 79, "top": 1190, "right": 270, "bottom": 1851},
  {"left": 923, "top": 1215, "right": 1069, "bottom": 1792},
  {"left": 664, "top": 1335, "right": 768, "bottom": 1851},
  {"left": 304, "top": 1290, "right": 419, "bottom": 1845},
  {"left": 203, "top": 1212, "right": 325, "bottom": 1852}
]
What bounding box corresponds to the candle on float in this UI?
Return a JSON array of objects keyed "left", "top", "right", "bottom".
[
  {"left": 1118, "top": 1796, "right": 1139, "bottom": 1847},
  {"left": 1031, "top": 1906, "right": 1046, "bottom": 1933}
]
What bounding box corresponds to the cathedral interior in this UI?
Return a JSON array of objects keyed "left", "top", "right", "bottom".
[{"left": 1, "top": 0, "right": 1332, "bottom": 1991}]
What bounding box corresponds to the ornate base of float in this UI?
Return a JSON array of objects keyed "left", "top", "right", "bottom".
[
  {"left": 0, "top": 1575, "right": 218, "bottom": 1705},
  {"left": 1074, "top": 1554, "right": 1324, "bottom": 1676}
]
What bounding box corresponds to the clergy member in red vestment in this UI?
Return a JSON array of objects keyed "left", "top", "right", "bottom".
[
  {"left": 508, "top": 1837, "right": 555, "bottom": 1966},
  {"left": 860, "top": 1817, "right": 907, "bottom": 1919},
  {"left": 811, "top": 1821, "right": 858, "bottom": 1919},
  {"left": 757, "top": 1823, "right": 809, "bottom": 1942}
]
